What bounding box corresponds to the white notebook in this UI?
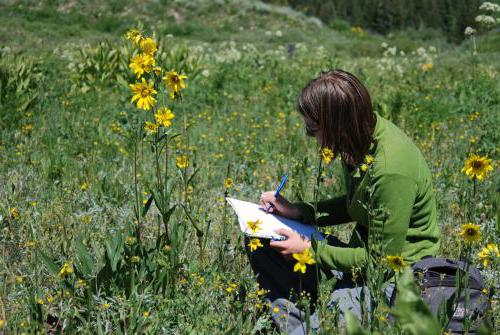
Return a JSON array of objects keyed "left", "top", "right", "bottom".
[{"left": 226, "top": 197, "right": 324, "bottom": 241}]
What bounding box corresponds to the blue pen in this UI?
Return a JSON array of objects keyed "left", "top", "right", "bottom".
[{"left": 266, "top": 174, "right": 288, "bottom": 213}]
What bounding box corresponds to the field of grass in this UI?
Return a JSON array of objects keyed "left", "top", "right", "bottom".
[{"left": 0, "top": 0, "right": 499, "bottom": 333}]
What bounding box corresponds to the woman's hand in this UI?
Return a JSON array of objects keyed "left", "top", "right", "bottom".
[
  {"left": 259, "top": 191, "right": 302, "bottom": 219},
  {"left": 269, "top": 229, "right": 311, "bottom": 261}
]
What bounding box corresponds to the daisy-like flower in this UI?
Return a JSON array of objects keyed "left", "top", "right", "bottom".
[
  {"left": 163, "top": 70, "right": 188, "bottom": 99},
  {"left": 154, "top": 107, "right": 175, "bottom": 127},
  {"left": 386, "top": 255, "right": 407, "bottom": 272},
  {"left": 129, "top": 53, "right": 155, "bottom": 78},
  {"left": 364, "top": 154, "right": 374, "bottom": 165},
  {"left": 224, "top": 177, "right": 234, "bottom": 189},
  {"left": 458, "top": 223, "right": 481, "bottom": 244},
  {"left": 144, "top": 121, "right": 159, "bottom": 135},
  {"left": 58, "top": 261, "right": 74, "bottom": 278},
  {"left": 478, "top": 243, "right": 499, "bottom": 267},
  {"left": 129, "top": 78, "right": 157, "bottom": 110},
  {"left": 139, "top": 37, "right": 157, "bottom": 56},
  {"left": 248, "top": 238, "right": 263, "bottom": 252},
  {"left": 176, "top": 155, "right": 189, "bottom": 169},
  {"left": 461, "top": 154, "right": 493, "bottom": 181},
  {"left": 125, "top": 29, "right": 143, "bottom": 45},
  {"left": 292, "top": 248, "right": 316, "bottom": 274},
  {"left": 360, "top": 163, "right": 369, "bottom": 172},
  {"left": 321, "top": 147, "right": 334, "bottom": 164},
  {"left": 247, "top": 219, "right": 262, "bottom": 234},
  {"left": 421, "top": 63, "right": 433, "bottom": 71}
]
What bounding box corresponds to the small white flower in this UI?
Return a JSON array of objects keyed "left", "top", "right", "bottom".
[
  {"left": 265, "top": 31, "right": 272, "bottom": 37},
  {"left": 380, "top": 42, "right": 388, "bottom": 48},
  {"left": 479, "top": 2, "right": 500, "bottom": 12},
  {"left": 475, "top": 15, "right": 496, "bottom": 26},
  {"left": 275, "top": 30, "right": 283, "bottom": 37},
  {"left": 464, "top": 26, "right": 477, "bottom": 36},
  {"left": 202, "top": 69, "right": 210, "bottom": 77}
]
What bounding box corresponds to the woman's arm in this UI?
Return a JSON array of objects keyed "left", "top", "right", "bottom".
[
  {"left": 293, "top": 195, "right": 351, "bottom": 226},
  {"left": 311, "top": 173, "right": 417, "bottom": 272}
]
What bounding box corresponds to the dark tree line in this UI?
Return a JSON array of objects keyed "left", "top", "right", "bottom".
[{"left": 265, "top": 0, "right": 489, "bottom": 41}]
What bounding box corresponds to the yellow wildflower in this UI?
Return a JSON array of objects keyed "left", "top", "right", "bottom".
[
  {"left": 140, "top": 37, "right": 157, "bottom": 56},
  {"left": 80, "top": 181, "right": 89, "bottom": 191},
  {"left": 9, "top": 207, "right": 20, "bottom": 220},
  {"left": 321, "top": 147, "right": 334, "bottom": 164},
  {"left": 478, "top": 243, "right": 499, "bottom": 267},
  {"left": 224, "top": 177, "right": 234, "bottom": 189},
  {"left": 155, "top": 107, "right": 175, "bottom": 127},
  {"left": 143, "top": 311, "right": 150, "bottom": 317},
  {"left": 129, "top": 53, "right": 155, "bottom": 78},
  {"left": 226, "top": 283, "right": 238, "bottom": 293},
  {"left": 36, "top": 298, "right": 44, "bottom": 305},
  {"left": 125, "top": 29, "right": 143, "bottom": 45},
  {"left": 131, "top": 256, "right": 141, "bottom": 263},
  {"left": 163, "top": 70, "right": 188, "bottom": 99},
  {"left": 144, "top": 121, "right": 159, "bottom": 135},
  {"left": 46, "top": 294, "right": 55, "bottom": 303},
  {"left": 386, "top": 255, "right": 407, "bottom": 272},
  {"left": 458, "top": 223, "right": 481, "bottom": 244},
  {"left": 175, "top": 155, "right": 189, "bottom": 169},
  {"left": 292, "top": 248, "right": 316, "bottom": 274},
  {"left": 16, "top": 276, "right": 23, "bottom": 284},
  {"left": 125, "top": 236, "right": 136, "bottom": 245},
  {"left": 247, "top": 219, "right": 262, "bottom": 234},
  {"left": 58, "top": 261, "right": 74, "bottom": 278},
  {"left": 76, "top": 279, "right": 86, "bottom": 288},
  {"left": 364, "top": 155, "right": 374, "bottom": 165},
  {"left": 248, "top": 238, "right": 263, "bottom": 252},
  {"left": 360, "top": 164, "right": 369, "bottom": 172},
  {"left": 22, "top": 124, "right": 33, "bottom": 134},
  {"left": 129, "top": 78, "right": 157, "bottom": 110},
  {"left": 273, "top": 307, "right": 280, "bottom": 313},
  {"left": 257, "top": 288, "right": 266, "bottom": 296},
  {"left": 101, "top": 303, "right": 111, "bottom": 310},
  {"left": 421, "top": 63, "right": 433, "bottom": 71},
  {"left": 461, "top": 154, "right": 493, "bottom": 181}
]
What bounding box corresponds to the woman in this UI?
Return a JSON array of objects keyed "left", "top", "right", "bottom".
[{"left": 247, "top": 69, "right": 441, "bottom": 334}]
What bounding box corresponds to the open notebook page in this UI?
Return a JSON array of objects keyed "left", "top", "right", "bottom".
[{"left": 226, "top": 197, "right": 324, "bottom": 241}]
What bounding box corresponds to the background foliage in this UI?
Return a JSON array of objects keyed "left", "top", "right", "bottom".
[{"left": 0, "top": 0, "right": 499, "bottom": 333}]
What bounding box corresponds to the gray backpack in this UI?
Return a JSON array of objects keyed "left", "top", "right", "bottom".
[{"left": 411, "top": 257, "right": 490, "bottom": 334}]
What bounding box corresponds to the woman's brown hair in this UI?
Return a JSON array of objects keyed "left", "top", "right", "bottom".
[{"left": 297, "top": 69, "right": 376, "bottom": 166}]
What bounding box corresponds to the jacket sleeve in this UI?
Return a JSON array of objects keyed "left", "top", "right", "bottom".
[
  {"left": 293, "top": 195, "right": 351, "bottom": 227},
  {"left": 311, "top": 173, "right": 417, "bottom": 272}
]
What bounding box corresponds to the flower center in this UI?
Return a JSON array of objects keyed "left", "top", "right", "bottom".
[{"left": 471, "top": 161, "right": 483, "bottom": 169}]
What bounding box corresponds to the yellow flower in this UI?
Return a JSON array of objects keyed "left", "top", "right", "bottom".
[
  {"left": 129, "top": 53, "right": 155, "bottom": 78},
  {"left": 36, "top": 298, "right": 44, "bottom": 305},
  {"left": 256, "top": 288, "right": 266, "bottom": 296},
  {"left": 144, "top": 121, "right": 159, "bottom": 135},
  {"left": 461, "top": 154, "right": 493, "bottom": 181},
  {"left": 139, "top": 37, "right": 157, "bottom": 56},
  {"left": 143, "top": 311, "right": 150, "bottom": 317},
  {"left": 101, "top": 303, "right": 110, "bottom": 310},
  {"left": 458, "top": 223, "right": 481, "bottom": 244},
  {"left": 364, "top": 155, "right": 374, "bottom": 165},
  {"left": 226, "top": 283, "right": 238, "bottom": 293},
  {"left": 247, "top": 219, "right": 262, "bottom": 234},
  {"left": 129, "top": 78, "right": 157, "bottom": 110},
  {"left": 131, "top": 256, "right": 141, "bottom": 263},
  {"left": 162, "top": 244, "right": 171, "bottom": 253},
  {"left": 321, "top": 147, "right": 334, "bottom": 164},
  {"left": 478, "top": 243, "right": 499, "bottom": 267},
  {"left": 22, "top": 124, "right": 33, "bottom": 134},
  {"left": 272, "top": 307, "right": 280, "bottom": 313},
  {"left": 248, "top": 238, "right": 263, "bottom": 252},
  {"left": 125, "top": 236, "right": 136, "bottom": 245},
  {"left": 46, "top": 294, "right": 55, "bottom": 303},
  {"left": 155, "top": 107, "right": 175, "bottom": 127},
  {"left": 175, "top": 155, "right": 189, "bottom": 169},
  {"left": 421, "top": 63, "right": 433, "bottom": 71},
  {"left": 58, "top": 261, "right": 74, "bottom": 278},
  {"left": 386, "top": 255, "right": 407, "bottom": 272},
  {"left": 292, "top": 248, "right": 316, "bottom": 274},
  {"left": 360, "top": 163, "right": 369, "bottom": 172},
  {"left": 224, "top": 177, "right": 234, "bottom": 189},
  {"left": 163, "top": 70, "right": 188, "bottom": 99},
  {"left": 125, "top": 29, "right": 143, "bottom": 45},
  {"left": 9, "top": 207, "right": 20, "bottom": 220},
  {"left": 16, "top": 275, "right": 23, "bottom": 284},
  {"left": 80, "top": 181, "right": 89, "bottom": 191},
  {"left": 76, "top": 279, "right": 86, "bottom": 288}
]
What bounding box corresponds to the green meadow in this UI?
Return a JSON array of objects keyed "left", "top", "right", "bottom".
[{"left": 0, "top": 0, "right": 499, "bottom": 333}]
